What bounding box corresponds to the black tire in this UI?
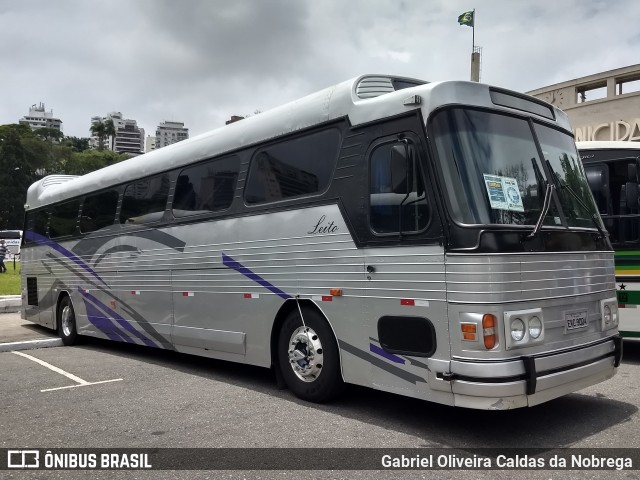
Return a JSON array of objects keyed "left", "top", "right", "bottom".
[
  {"left": 57, "top": 296, "right": 78, "bottom": 346},
  {"left": 277, "top": 307, "right": 344, "bottom": 403}
]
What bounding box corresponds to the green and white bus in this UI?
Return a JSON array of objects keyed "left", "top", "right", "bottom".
[
  {"left": 578, "top": 141, "right": 640, "bottom": 337},
  {"left": 21, "top": 75, "right": 621, "bottom": 409}
]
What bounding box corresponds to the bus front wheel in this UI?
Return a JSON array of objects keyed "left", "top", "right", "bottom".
[
  {"left": 277, "top": 307, "right": 344, "bottom": 403},
  {"left": 58, "top": 296, "right": 78, "bottom": 346}
]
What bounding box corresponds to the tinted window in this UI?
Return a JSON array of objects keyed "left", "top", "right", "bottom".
[
  {"left": 120, "top": 174, "right": 170, "bottom": 224},
  {"left": 81, "top": 190, "right": 119, "bottom": 233},
  {"left": 25, "top": 210, "right": 48, "bottom": 242},
  {"left": 50, "top": 200, "right": 80, "bottom": 238},
  {"left": 173, "top": 157, "right": 239, "bottom": 217},
  {"left": 370, "top": 141, "right": 429, "bottom": 233},
  {"left": 245, "top": 129, "right": 340, "bottom": 204}
]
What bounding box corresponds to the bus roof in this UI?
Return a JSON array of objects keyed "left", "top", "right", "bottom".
[{"left": 26, "top": 74, "right": 570, "bottom": 210}]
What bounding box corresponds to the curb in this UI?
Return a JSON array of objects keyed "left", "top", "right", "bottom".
[
  {"left": 0, "top": 338, "right": 63, "bottom": 353},
  {"left": 0, "top": 296, "right": 22, "bottom": 314}
]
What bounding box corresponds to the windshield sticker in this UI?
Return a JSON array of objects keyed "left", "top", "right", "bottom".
[{"left": 482, "top": 174, "right": 525, "bottom": 212}]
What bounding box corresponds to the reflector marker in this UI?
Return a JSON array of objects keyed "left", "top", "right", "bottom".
[
  {"left": 312, "top": 295, "right": 333, "bottom": 302},
  {"left": 243, "top": 293, "right": 259, "bottom": 299},
  {"left": 182, "top": 292, "right": 194, "bottom": 297},
  {"left": 131, "top": 290, "right": 141, "bottom": 295},
  {"left": 400, "top": 299, "right": 429, "bottom": 307}
]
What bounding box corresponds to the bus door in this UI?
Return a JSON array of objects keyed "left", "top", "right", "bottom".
[{"left": 363, "top": 132, "right": 450, "bottom": 393}]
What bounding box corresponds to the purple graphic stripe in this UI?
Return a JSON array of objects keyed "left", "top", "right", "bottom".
[
  {"left": 25, "top": 230, "right": 107, "bottom": 285},
  {"left": 83, "top": 299, "right": 134, "bottom": 343},
  {"left": 79, "top": 289, "right": 159, "bottom": 348},
  {"left": 222, "top": 253, "right": 291, "bottom": 300},
  {"left": 370, "top": 343, "right": 405, "bottom": 364}
]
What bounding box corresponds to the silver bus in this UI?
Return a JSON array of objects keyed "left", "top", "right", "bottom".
[
  {"left": 21, "top": 75, "right": 621, "bottom": 409},
  {"left": 577, "top": 141, "right": 640, "bottom": 338}
]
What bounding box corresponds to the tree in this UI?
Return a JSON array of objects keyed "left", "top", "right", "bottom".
[
  {"left": 64, "top": 149, "right": 126, "bottom": 175},
  {"left": 34, "top": 127, "right": 64, "bottom": 143},
  {"left": 0, "top": 128, "right": 32, "bottom": 229},
  {"left": 90, "top": 120, "right": 107, "bottom": 150},
  {"left": 104, "top": 119, "right": 116, "bottom": 151},
  {"left": 64, "top": 136, "right": 91, "bottom": 152}
]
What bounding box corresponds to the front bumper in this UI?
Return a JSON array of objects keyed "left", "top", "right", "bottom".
[{"left": 444, "top": 335, "right": 622, "bottom": 409}]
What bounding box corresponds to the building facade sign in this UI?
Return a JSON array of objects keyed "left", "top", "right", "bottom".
[{"left": 574, "top": 119, "right": 640, "bottom": 142}]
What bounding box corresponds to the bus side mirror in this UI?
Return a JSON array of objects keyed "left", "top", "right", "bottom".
[{"left": 390, "top": 143, "right": 409, "bottom": 194}]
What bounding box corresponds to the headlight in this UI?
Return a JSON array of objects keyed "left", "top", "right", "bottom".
[
  {"left": 529, "top": 316, "right": 542, "bottom": 339},
  {"left": 511, "top": 318, "right": 525, "bottom": 341},
  {"left": 604, "top": 305, "right": 611, "bottom": 325},
  {"left": 600, "top": 299, "right": 619, "bottom": 331}
]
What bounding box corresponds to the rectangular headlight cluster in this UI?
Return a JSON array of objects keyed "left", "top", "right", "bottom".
[
  {"left": 600, "top": 298, "right": 619, "bottom": 331},
  {"left": 503, "top": 308, "right": 544, "bottom": 351}
]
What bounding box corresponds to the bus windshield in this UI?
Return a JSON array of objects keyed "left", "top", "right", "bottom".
[{"left": 430, "top": 108, "right": 597, "bottom": 229}]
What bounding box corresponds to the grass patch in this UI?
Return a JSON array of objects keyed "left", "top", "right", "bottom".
[{"left": 0, "top": 262, "right": 21, "bottom": 295}]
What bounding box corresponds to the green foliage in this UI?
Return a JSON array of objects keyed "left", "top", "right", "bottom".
[
  {"left": 90, "top": 120, "right": 106, "bottom": 150},
  {"left": 34, "top": 127, "right": 64, "bottom": 142},
  {"left": 90, "top": 119, "right": 117, "bottom": 150},
  {"left": 0, "top": 123, "right": 127, "bottom": 229},
  {"left": 63, "top": 149, "right": 126, "bottom": 175},
  {"left": 64, "top": 136, "right": 90, "bottom": 152},
  {"left": 0, "top": 261, "right": 21, "bottom": 295}
]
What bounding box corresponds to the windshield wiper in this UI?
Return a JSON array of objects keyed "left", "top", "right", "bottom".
[
  {"left": 527, "top": 182, "right": 554, "bottom": 240},
  {"left": 545, "top": 160, "right": 607, "bottom": 239}
]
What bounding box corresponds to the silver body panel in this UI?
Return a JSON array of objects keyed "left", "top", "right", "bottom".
[{"left": 22, "top": 203, "right": 619, "bottom": 409}]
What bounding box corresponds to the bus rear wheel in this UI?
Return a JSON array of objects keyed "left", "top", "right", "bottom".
[
  {"left": 58, "top": 296, "right": 78, "bottom": 346},
  {"left": 277, "top": 307, "right": 344, "bottom": 403}
]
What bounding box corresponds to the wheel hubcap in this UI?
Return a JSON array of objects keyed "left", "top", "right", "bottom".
[
  {"left": 61, "top": 306, "right": 73, "bottom": 337},
  {"left": 287, "top": 326, "right": 324, "bottom": 382}
]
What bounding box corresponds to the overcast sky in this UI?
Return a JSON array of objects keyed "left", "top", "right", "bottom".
[{"left": 1, "top": 0, "right": 639, "bottom": 140}]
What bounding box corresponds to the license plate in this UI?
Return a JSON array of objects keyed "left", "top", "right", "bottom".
[{"left": 565, "top": 311, "right": 588, "bottom": 331}]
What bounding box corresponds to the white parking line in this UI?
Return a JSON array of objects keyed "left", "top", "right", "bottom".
[{"left": 12, "top": 351, "right": 123, "bottom": 392}]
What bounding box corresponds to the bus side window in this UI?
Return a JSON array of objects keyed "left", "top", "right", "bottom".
[
  {"left": 25, "top": 210, "right": 49, "bottom": 242},
  {"left": 584, "top": 165, "right": 610, "bottom": 215},
  {"left": 49, "top": 200, "right": 80, "bottom": 238},
  {"left": 369, "top": 140, "right": 429, "bottom": 234},
  {"left": 245, "top": 129, "right": 340, "bottom": 204},
  {"left": 81, "top": 190, "right": 119, "bottom": 233},
  {"left": 120, "top": 174, "right": 170, "bottom": 224},
  {"left": 173, "top": 156, "right": 240, "bottom": 217}
]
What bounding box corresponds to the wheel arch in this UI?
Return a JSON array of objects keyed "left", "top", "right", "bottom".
[
  {"left": 269, "top": 299, "right": 344, "bottom": 380},
  {"left": 54, "top": 289, "right": 74, "bottom": 331}
]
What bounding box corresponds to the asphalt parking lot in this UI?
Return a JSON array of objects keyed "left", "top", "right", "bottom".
[{"left": 2, "top": 311, "right": 640, "bottom": 479}]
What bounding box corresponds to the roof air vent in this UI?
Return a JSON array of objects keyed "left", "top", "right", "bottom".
[
  {"left": 355, "top": 76, "right": 396, "bottom": 99},
  {"left": 355, "top": 75, "right": 427, "bottom": 100}
]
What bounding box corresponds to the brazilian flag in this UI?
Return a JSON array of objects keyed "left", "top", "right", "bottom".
[{"left": 458, "top": 11, "right": 474, "bottom": 27}]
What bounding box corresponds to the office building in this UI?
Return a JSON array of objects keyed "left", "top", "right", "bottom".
[
  {"left": 19, "top": 103, "right": 63, "bottom": 133},
  {"left": 155, "top": 121, "right": 189, "bottom": 149}
]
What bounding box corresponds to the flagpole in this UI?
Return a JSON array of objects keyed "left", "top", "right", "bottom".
[{"left": 472, "top": 8, "right": 475, "bottom": 51}]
